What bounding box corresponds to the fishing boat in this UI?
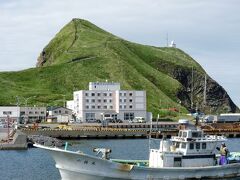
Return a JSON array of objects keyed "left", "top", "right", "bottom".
[{"left": 34, "top": 120, "right": 240, "bottom": 180}]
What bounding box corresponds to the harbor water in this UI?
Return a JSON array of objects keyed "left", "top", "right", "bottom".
[{"left": 1, "top": 138, "right": 240, "bottom": 180}]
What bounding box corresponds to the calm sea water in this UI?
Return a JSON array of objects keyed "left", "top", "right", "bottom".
[{"left": 1, "top": 138, "right": 240, "bottom": 180}]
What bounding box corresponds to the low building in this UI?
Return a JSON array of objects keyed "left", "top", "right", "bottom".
[
  {"left": 47, "top": 107, "right": 72, "bottom": 123},
  {"left": 67, "top": 82, "right": 147, "bottom": 122},
  {"left": 20, "top": 107, "right": 46, "bottom": 124},
  {"left": 0, "top": 106, "right": 46, "bottom": 124},
  {"left": 0, "top": 106, "right": 20, "bottom": 125}
]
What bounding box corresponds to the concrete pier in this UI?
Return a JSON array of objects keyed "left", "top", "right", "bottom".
[{"left": 0, "top": 130, "right": 27, "bottom": 150}]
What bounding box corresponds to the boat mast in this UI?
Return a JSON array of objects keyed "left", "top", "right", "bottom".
[
  {"left": 148, "top": 114, "right": 153, "bottom": 154},
  {"left": 203, "top": 74, "right": 207, "bottom": 107},
  {"left": 191, "top": 67, "right": 194, "bottom": 109}
]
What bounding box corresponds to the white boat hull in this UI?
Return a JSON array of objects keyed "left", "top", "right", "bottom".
[{"left": 35, "top": 144, "right": 240, "bottom": 180}]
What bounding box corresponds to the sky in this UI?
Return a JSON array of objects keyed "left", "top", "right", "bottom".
[{"left": 0, "top": 0, "right": 239, "bottom": 106}]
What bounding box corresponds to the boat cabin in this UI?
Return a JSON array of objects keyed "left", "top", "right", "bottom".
[{"left": 149, "top": 122, "right": 226, "bottom": 168}]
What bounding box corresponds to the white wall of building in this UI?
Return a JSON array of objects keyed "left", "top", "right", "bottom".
[
  {"left": 69, "top": 82, "right": 147, "bottom": 122},
  {"left": 0, "top": 106, "right": 20, "bottom": 118},
  {"left": 66, "top": 100, "right": 74, "bottom": 111},
  {"left": 89, "top": 82, "right": 120, "bottom": 91}
]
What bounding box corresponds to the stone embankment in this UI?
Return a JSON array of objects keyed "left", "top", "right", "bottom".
[{"left": 28, "top": 135, "right": 64, "bottom": 147}]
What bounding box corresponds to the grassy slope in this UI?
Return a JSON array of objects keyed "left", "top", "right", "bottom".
[{"left": 0, "top": 19, "right": 206, "bottom": 117}]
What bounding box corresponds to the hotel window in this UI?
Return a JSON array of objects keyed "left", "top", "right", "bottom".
[
  {"left": 129, "top": 113, "right": 134, "bottom": 120},
  {"left": 129, "top": 99, "right": 133, "bottom": 102},
  {"left": 120, "top": 93, "right": 122, "bottom": 96},
  {"left": 103, "top": 99, "right": 107, "bottom": 103},
  {"left": 110, "top": 106, "right": 113, "bottom": 109},
  {"left": 202, "top": 143, "right": 207, "bottom": 149},
  {"left": 190, "top": 143, "right": 194, "bottom": 150},
  {"left": 103, "top": 106, "right": 107, "bottom": 109},
  {"left": 98, "top": 99, "right": 101, "bottom": 103},
  {"left": 120, "top": 105, "right": 122, "bottom": 109},
  {"left": 124, "top": 112, "right": 134, "bottom": 120},
  {"left": 86, "top": 99, "right": 89, "bottom": 103},
  {"left": 91, "top": 105, "right": 95, "bottom": 109},
  {"left": 124, "top": 105, "right": 126, "bottom": 109},
  {"left": 129, "top": 105, "right": 132, "bottom": 109},
  {"left": 97, "top": 93, "right": 101, "bottom": 96},
  {"left": 109, "top": 99, "right": 112, "bottom": 103},
  {"left": 86, "top": 106, "right": 89, "bottom": 109},
  {"left": 85, "top": 93, "right": 88, "bottom": 96},
  {"left": 86, "top": 113, "right": 95, "bottom": 121},
  {"left": 103, "top": 93, "right": 107, "bottom": 96},
  {"left": 196, "top": 143, "right": 200, "bottom": 150},
  {"left": 91, "top": 93, "right": 95, "bottom": 96},
  {"left": 124, "top": 113, "right": 129, "bottom": 120},
  {"left": 124, "top": 99, "right": 127, "bottom": 102},
  {"left": 109, "top": 93, "right": 112, "bottom": 96},
  {"left": 129, "top": 93, "right": 133, "bottom": 96},
  {"left": 91, "top": 99, "right": 95, "bottom": 103},
  {"left": 97, "top": 106, "right": 101, "bottom": 109},
  {"left": 124, "top": 93, "right": 126, "bottom": 96},
  {"left": 120, "top": 99, "right": 122, "bottom": 103}
]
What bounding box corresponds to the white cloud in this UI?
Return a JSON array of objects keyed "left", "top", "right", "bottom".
[{"left": 0, "top": 0, "right": 240, "bottom": 106}]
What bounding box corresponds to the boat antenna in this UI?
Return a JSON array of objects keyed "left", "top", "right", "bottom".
[
  {"left": 203, "top": 74, "right": 207, "bottom": 107},
  {"left": 191, "top": 67, "right": 194, "bottom": 109}
]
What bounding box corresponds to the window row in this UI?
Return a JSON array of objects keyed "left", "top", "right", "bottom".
[
  {"left": 120, "top": 92, "right": 133, "bottom": 96},
  {"left": 20, "top": 111, "right": 45, "bottom": 115},
  {"left": 86, "top": 99, "right": 112, "bottom": 103},
  {"left": 120, "top": 99, "right": 133, "bottom": 103},
  {"left": 124, "top": 112, "right": 134, "bottom": 120},
  {"left": 86, "top": 105, "right": 113, "bottom": 109},
  {"left": 120, "top": 105, "right": 133, "bottom": 109},
  {"left": 175, "top": 142, "right": 207, "bottom": 150},
  {"left": 85, "top": 92, "right": 112, "bottom": 97}
]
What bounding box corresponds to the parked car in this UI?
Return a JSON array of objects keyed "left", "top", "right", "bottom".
[{"left": 132, "top": 117, "right": 146, "bottom": 123}]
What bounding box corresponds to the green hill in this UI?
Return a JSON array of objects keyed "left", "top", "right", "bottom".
[{"left": 0, "top": 18, "right": 238, "bottom": 116}]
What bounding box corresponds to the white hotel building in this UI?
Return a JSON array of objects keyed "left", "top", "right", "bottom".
[{"left": 67, "top": 82, "right": 147, "bottom": 122}]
